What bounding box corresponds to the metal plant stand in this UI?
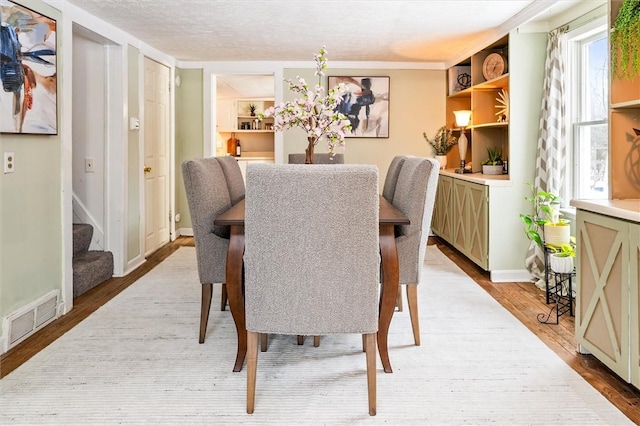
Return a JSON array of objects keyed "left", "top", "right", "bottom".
[{"left": 537, "top": 246, "right": 575, "bottom": 325}]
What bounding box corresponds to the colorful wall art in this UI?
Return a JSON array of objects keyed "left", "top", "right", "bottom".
[{"left": 1, "top": 1, "right": 57, "bottom": 134}]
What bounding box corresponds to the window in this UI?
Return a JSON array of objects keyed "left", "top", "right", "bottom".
[{"left": 566, "top": 20, "right": 608, "bottom": 201}]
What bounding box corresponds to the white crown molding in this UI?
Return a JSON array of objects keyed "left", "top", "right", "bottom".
[{"left": 178, "top": 60, "right": 445, "bottom": 70}]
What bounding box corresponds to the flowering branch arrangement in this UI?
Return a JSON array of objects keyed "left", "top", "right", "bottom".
[
  {"left": 423, "top": 126, "right": 457, "bottom": 155},
  {"left": 261, "top": 46, "right": 352, "bottom": 163}
]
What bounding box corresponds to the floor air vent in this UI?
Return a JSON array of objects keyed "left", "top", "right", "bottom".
[{"left": 2, "top": 290, "right": 59, "bottom": 353}]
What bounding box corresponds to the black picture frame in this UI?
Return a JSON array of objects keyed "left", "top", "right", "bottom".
[
  {"left": 328, "top": 76, "right": 389, "bottom": 138},
  {"left": 1, "top": 1, "right": 58, "bottom": 135}
]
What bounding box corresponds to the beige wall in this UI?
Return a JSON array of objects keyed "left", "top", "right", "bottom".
[
  {"left": 174, "top": 68, "right": 204, "bottom": 230},
  {"left": 0, "top": 1, "right": 63, "bottom": 327},
  {"left": 281, "top": 68, "right": 446, "bottom": 186}
]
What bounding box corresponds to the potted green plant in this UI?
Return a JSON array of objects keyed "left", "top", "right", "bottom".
[
  {"left": 519, "top": 183, "right": 571, "bottom": 248},
  {"left": 423, "top": 126, "right": 457, "bottom": 169},
  {"left": 547, "top": 240, "right": 576, "bottom": 274},
  {"left": 481, "top": 147, "right": 504, "bottom": 174},
  {"left": 611, "top": 0, "right": 640, "bottom": 80},
  {"left": 249, "top": 103, "right": 257, "bottom": 116}
]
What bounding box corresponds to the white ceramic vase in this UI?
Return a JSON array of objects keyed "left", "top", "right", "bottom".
[
  {"left": 436, "top": 155, "right": 448, "bottom": 170},
  {"left": 549, "top": 254, "right": 574, "bottom": 274}
]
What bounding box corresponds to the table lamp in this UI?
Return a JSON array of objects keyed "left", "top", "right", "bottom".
[{"left": 453, "top": 110, "right": 472, "bottom": 173}]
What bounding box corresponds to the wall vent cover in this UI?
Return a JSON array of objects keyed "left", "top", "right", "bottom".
[{"left": 2, "top": 290, "right": 59, "bottom": 353}]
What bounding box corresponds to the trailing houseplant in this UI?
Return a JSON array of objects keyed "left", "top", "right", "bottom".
[
  {"left": 611, "top": 0, "right": 640, "bottom": 80},
  {"left": 519, "top": 183, "right": 570, "bottom": 249}
]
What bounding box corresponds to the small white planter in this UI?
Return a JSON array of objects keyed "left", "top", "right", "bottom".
[
  {"left": 549, "top": 254, "right": 574, "bottom": 274},
  {"left": 435, "top": 155, "right": 448, "bottom": 170},
  {"left": 544, "top": 223, "right": 570, "bottom": 247},
  {"left": 482, "top": 165, "right": 503, "bottom": 175}
]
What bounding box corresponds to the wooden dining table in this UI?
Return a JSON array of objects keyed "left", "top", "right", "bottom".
[{"left": 214, "top": 195, "right": 409, "bottom": 374}]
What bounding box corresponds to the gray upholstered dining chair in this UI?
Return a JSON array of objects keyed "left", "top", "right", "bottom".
[
  {"left": 244, "top": 163, "right": 379, "bottom": 416},
  {"left": 288, "top": 153, "right": 345, "bottom": 164},
  {"left": 216, "top": 155, "right": 245, "bottom": 205},
  {"left": 382, "top": 155, "right": 408, "bottom": 202},
  {"left": 391, "top": 157, "right": 439, "bottom": 346},
  {"left": 182, "top": 157, "right": 234, "bottom": 343},
  {"left": 382, "top": 155, "right": 408, "bottom": 310}
]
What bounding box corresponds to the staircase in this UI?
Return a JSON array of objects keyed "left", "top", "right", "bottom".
[{"left": 73, "top": 224, "right": 114, "bottom": 298}]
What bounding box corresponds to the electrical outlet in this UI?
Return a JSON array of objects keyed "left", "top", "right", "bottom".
[
  {"left": 85, "top": 158, "right": 95, "bottom": 173},
  {"left": 4, "top": 152, "right": 15, "bottom": 173}
]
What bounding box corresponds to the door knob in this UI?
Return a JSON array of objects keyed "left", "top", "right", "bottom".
[{"left": 144, "top": 166, "right": 152, "bottom": 173}]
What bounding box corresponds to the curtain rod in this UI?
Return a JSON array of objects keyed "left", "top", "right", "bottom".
[{"left": 557, "top": 3, "right": 607, "bottom": 33}]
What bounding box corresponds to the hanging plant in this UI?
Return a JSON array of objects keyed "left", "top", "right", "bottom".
[{"left": 611, "top": 0, "right": 640, "bottom": 80}]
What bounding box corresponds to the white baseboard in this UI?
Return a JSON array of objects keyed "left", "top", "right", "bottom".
[
  {"left": 490, "top": 269, "right": 533, "bottom": 283},
  {"left": 123, "top": 255, "right": 146, "bottom": 277},
  {"left": 176, "top": 227, "right": 193, "bottom": 237}
]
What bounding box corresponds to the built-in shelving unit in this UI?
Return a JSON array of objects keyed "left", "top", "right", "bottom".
[
  {"left": 217, "top": 99, "right": 275, "bottom": 157},
  {"left": 445, "top": 36, "right": 510, "bottom": 173},
  {"left": 608, "top": 0, "right": 640, "bottom": 200},
  {"left": 433, "top": 31, "right": 549, "bottom": 280}
]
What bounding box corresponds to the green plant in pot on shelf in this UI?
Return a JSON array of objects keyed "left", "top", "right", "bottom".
[
  {"left": 481, "top": 147, "right": 504, "bottom": 174},
  {"left": 547, "top": 240, "right": 576, "bottom": 274},
  {"left": 611, "top": 0, "right": 640, "bottom": 80},
  {"left": 519, "top": 183, "right": 571, "bottom": 249},
  {"left": 249, "top": 104, "right": 257, "bottom": 116},
  {"left": 423, "top": 126, "right": 457, "bottom": 169}
]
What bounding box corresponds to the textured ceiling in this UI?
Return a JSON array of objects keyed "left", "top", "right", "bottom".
[{"left": 62, "top": 0, "right": 577, "bottom": 63}]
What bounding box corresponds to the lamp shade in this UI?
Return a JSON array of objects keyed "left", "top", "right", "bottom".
[{"left": 453, "top": 110, "right": 472, "bottom": 127}]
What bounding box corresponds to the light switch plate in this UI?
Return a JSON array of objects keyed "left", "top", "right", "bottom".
[
  {"left": 85, "top": 158, "right": 95, "bottom": 173},
  {"left": 129, "top": 117, "right": 140, "bottom": 131}
]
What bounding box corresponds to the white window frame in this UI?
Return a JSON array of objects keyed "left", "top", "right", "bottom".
[{"left": 564, "top": 17, "right": 608, "bottom": 207}]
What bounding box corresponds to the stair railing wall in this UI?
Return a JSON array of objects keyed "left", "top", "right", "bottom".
[{"left": 72, "top": 192, "right": 105, "bottom": 251}]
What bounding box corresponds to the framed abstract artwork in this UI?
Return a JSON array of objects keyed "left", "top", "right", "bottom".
[
  {"left": 1, "top": 1, "right": 57, "bottom": 134},
  {"left": 328, "top": 76, "right": 389, "bottom": 138}
]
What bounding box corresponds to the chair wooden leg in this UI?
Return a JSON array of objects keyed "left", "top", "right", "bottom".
[
  {"left": 260, "top": 333, "right": 268, "bottom": 352},
  {"left": 364, "top": 333, "right": 377, "bottom": 416},
  {"left": 406, "top": 284, "right": 420, "bottom": 346},
  {"left": 313, "top": 336, "right": 320, "bottom": 347},
  {"left": 199, "top": 283, "right": 213, "bottom": 344},
  {"left": 297, "top": 335, "right": 304, "bottom": 345},
  {"left": 220, "top": 283, "right": 228, "bottom": 311},
  {"left": 247, "top": 331, "right": 259, "bottom": 414},
  {"left": 396, "top": 288, "right": 403, "bottom": 311}
]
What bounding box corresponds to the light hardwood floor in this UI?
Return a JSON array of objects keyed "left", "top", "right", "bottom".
[{"left": 1, "top": 236, "right": 639, "bottom": 423}]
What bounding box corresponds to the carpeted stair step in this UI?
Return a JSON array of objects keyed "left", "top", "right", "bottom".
[
  {"left": 73, "top": 250, "right": 114, "bottom": 297},
  {"left": 73, "top": 223, "right": 93, "bottom": 256}
]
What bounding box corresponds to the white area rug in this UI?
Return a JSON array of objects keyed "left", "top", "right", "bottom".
[{"left": 0, "top": 246, "right": 632, "bottom": 425}]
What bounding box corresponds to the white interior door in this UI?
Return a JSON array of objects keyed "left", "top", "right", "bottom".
[{"left": 144, "top": 57, "right": 170, "bottom": 256}]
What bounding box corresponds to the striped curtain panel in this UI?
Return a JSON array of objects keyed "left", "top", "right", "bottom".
[{"left": 525, "top": 28, "right": 567, "bottom": 288}]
